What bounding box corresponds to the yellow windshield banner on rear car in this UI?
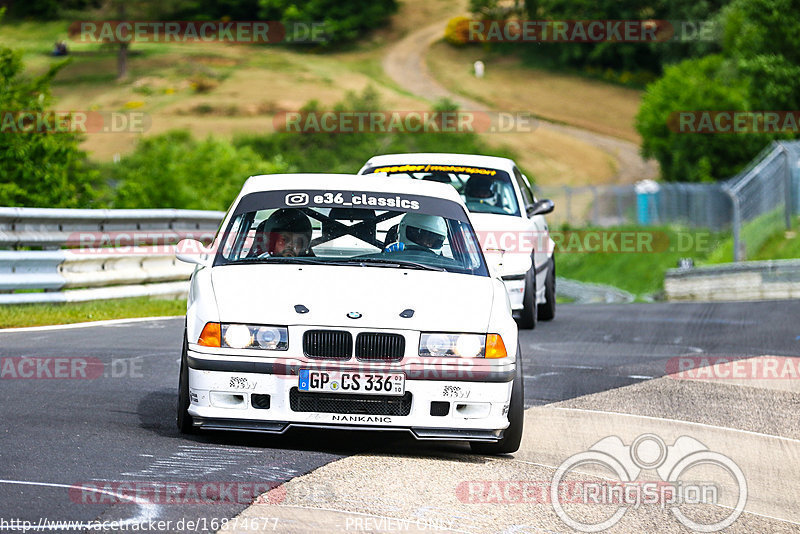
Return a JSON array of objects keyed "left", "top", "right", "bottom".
[{"left": 371, "top": 164, "right": 497, "bottom": 176}]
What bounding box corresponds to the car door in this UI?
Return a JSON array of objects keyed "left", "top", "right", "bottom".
[{"left": 512, "top": 166, "right": 549, "bottom": 289}]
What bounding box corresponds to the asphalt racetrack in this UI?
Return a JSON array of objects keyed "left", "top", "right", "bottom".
[{"left": 1, "top": 300, "right": 799, "bottom": 533}]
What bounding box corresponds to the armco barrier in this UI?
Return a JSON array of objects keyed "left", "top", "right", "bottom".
[
  {"left": 0, "top": 207, "right": 225, "bottom": 249},
  {"left": 0, "top": 207, "right": 225, "bottom": 305},
  {"left": 665, "top": 260, "right": 800, "bottom": 301}
]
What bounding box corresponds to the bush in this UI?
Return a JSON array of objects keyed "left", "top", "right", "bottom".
[
  {"left": 258, "top": 0, "right": 398, "bottom": 47},
  {"left": 109, "top": 88, "right": 522, "bottom": 210},
  {"left": 444, "top": 16, "right": 472, "bottom": 46},
  {"left": 0, "top": 44, "right": 101, "bottom": 208},
  {"left": 109, "top": 131, "right": 288, "bottom": 211},
  {"left": 234, "top": 87, "right": 515, "bottom": 175}
]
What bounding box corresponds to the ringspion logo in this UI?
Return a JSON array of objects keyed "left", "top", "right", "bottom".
[{"left": 550, "top": 434, "right": 747, "bottom": 532}]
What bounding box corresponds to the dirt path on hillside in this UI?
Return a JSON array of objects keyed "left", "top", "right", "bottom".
[{"left": 382, "top": 20, "right": 659, "bottom": 184}]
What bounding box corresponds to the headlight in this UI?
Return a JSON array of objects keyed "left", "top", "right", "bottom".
[
  {"left": 220, "top": 324, "right": 288, "bottom": 350},
  {"left": 419, "top": 333, "right": 486, "bottom": 358}
]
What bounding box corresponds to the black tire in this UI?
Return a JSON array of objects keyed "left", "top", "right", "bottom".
[
  {"left": 517, "top": 267, "right": 537, "bottom": 330},
  {"left": 177, "top": 333, "right": 197, "bottom": 434},
  {"left": 471, "top": 348, "right": 524, "bottom": 455},
  {"left": 537, "top": 258, "right": 556, "bottom": 321}
]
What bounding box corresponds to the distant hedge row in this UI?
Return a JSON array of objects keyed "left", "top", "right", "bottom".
[{"left": 5, "top": 0, "right": 397, "bottom": 47}]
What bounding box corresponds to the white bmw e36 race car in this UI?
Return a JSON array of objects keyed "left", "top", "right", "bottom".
[
  {"left": 175, "top": 173, "right": 524, "bottom": 454},
  {"left": 358, "top": 154, "right": 556, "bottom": 329}
]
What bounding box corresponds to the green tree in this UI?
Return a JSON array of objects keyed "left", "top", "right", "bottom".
[
  {"left": 721, "top": 0, "right": 800, "bottom": 64},
  {"left": 636, "top": 55, "right": 766, "bottom": 182},
  {"left": 258, "top": 0, "right": 397, "bottom": 46},
  {"left": 636, "top": 0, "right": 800, "bottom": 182},
  {"left": 111, "top": 131, "right": 288, "bottom": 210},
  {"left": 0, "top": 44, "right": 101, "bottom": 207}
]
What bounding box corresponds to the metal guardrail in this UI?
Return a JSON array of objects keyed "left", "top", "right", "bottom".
[
  {"left": 0, "top": 208, "right": 225, "bottom": 304},
  {"left": 0, "top": 207, "right": 225, "bottom": 249},
  {"left": 665, "top": 259, "right": 800, "bottom": 301}
]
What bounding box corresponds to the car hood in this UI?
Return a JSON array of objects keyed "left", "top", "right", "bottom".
[{"left": 211, "top": 264, "right": 494, "bottom": 332}]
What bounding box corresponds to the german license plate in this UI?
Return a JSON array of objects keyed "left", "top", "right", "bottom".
[{"left": 298, "top": 370, "right": 405, "bottom": 395}]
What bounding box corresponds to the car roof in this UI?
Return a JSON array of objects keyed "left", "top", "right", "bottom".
[
  {"left": 239, "top": 173, "right": 466, "bottom": 206},
  {"left": 360, "top": 153, "right": 517, "bottom": 173}
]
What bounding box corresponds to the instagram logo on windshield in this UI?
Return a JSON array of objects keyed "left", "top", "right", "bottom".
[{"left": 285, "top": 193, "right": 309, "bottom": 206}]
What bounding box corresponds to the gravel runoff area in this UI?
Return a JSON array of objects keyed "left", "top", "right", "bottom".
[{"left": 219, "top": 356, "right": 800, "bottom": 534}]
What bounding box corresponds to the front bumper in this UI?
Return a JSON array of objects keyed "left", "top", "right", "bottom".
[{"left": 186, "top": 350, "right": 515, "bottom": 441}]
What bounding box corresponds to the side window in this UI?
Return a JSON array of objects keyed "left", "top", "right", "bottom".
[
  {"left": 221, "top": 214, "right": 247, "bottom": 261},
  {"left": 512, "top": 167, "right": 534, "bottom": 207}
]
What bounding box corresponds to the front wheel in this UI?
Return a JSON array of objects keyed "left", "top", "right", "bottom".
[
  {"left": 177, "top": 333, "right": 197, "bottom": 434},
  {"left": 537, "top": 258, "right": 556, "bottom": 321},
  {"left": 517, "top": 267, "right": 537, "bottom": 330},
  {"left": 471, "top": 349, "right": 524, "bottom": 455}
]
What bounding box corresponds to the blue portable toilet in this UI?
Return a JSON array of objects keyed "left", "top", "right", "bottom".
[{"left": 635, "top": 180, "right": 660, "bottom": 225}]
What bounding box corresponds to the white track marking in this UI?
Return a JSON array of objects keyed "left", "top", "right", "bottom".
[
  {"left": 525, "top": 372, "right": 562, "bottom": 380},
  {"left": 0, "top": 316, "right": 182, "bottom": 333}
]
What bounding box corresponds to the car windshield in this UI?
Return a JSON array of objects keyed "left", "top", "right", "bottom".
[
  {"left": 361, "top": 164, "right": 520, "bottom": 216},
  {"left": 214, "top": 188, "right": 488, "bottom": 276}
]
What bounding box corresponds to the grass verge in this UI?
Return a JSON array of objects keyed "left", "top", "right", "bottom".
[
  {"left": 556, "top": 226, "right": 725, "bottom": 298},
  {"left": 706, "top": 211, "right": 796, "bottom": 264},
  {"left": 0, "top": 296, "right": 185, "bottom": 329}
]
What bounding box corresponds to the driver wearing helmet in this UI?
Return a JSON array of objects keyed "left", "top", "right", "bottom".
[
  {"left": 388, "top": 213, "right": 447, "bottom": 253},
  {"left": 250, "top": 208, "right": 314, "bottom": 257},
  {"left": 464, "top": 175, "right": 496, "bottom": 204}
]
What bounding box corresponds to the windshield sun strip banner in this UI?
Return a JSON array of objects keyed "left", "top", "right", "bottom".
[
  {"left": 364, "top": 164, "right": 501, "bottom": 177},
  {"left": 232, "top": 190, "right": 469, "bottom": 222}
]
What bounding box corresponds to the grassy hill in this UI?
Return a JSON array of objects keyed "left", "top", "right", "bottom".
[{"left": 0, "top": 0, "right": 643, "bottom": 185}]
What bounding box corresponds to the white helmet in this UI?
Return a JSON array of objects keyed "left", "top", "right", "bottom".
[{"left": 399, "top": 213, "right": 447, "bottom": 249}]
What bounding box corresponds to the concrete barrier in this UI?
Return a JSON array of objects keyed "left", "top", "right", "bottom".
[{"left": 665, "top": 259, "right": 800, "bottom": 301}]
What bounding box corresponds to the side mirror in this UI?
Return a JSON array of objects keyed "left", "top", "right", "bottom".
[
  {"left": 527, "top": 199, "right": 555, "bottom": 217},
  {"left": 175, "top": 239, "right": 212, "bottom": 267}
]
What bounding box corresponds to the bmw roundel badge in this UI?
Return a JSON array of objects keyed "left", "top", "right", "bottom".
[{"left": 347, "top": 311, "right": 362, "bottom": 319}]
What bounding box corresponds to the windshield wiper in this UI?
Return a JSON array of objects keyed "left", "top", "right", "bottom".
[
  {"left": 226, "top": 256, "right": 445, "bottom": 271},
  {"left": 231, "top": 257, "right": 323, "bottom": 266},
  {"left": 348, "top": 258, "right": 446, "bottom": 271}
]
